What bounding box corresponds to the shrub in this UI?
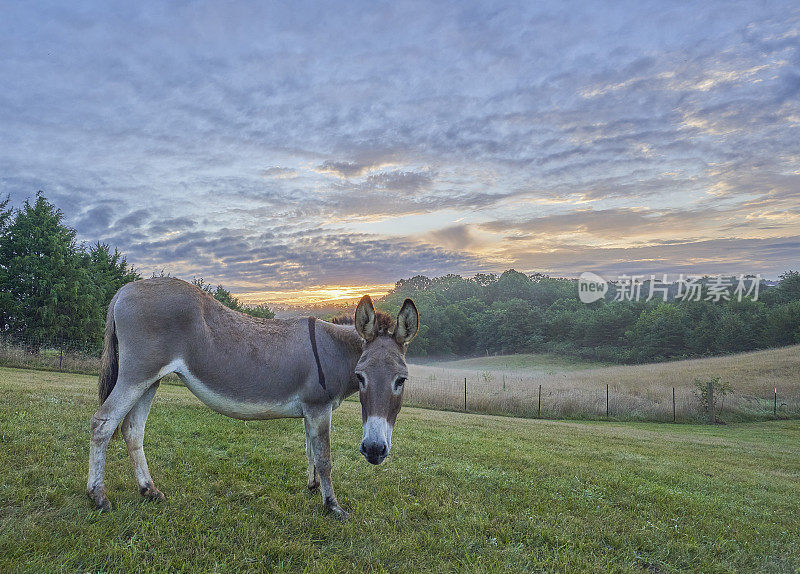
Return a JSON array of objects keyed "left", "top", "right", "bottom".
[{"left": 693, "top": 376, "right": 734, "bottom": 414}]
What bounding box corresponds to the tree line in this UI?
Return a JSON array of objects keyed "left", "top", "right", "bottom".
[
  {"left": 3, "top": 192, "right": 799, "bottom": 364},
  {"left": 0, "top": 193, "right": 272, "bottom": 352},
  {"left": 380, "top": 270, "right": 800, "bottom": 362}
]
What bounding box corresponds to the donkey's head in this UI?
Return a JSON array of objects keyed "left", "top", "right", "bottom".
[{"left": 353, "top": 294, "right": 419, "bottom": 465}]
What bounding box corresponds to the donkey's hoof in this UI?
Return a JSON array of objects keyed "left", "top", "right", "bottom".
[
  {"left": 87, "top": 487, "right": 112, "bottom": 513},
  {"left": 307, "top": 479, "right": 320, "bottom": 492},
  {"left": 325, "top": 503, "right": 349, "bottom": 520},
  {"left": 139, "top": 484, "right": 165, "bottom": 502}
]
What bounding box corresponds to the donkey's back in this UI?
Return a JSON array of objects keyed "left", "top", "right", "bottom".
[{"left": 109, "top": 277, "right": 315, "bottom": 414}]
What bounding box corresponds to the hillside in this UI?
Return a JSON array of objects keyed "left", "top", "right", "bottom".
[{"left": 406, "top": 345, "right": 800, "bottom": 420}]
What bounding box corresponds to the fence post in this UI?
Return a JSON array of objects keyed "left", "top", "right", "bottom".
[
  {"left": 774, "top": 388, "right": 777, "bottom": 417},
  {"left": 538, "top": 384, "right": 541, "bottom": 418},
  {"left": 707, "top": 380, "right": 715, "bottom": 424},
  {"left": 464, "top": 377, "right": 467, "bottom": 412},
  {"left": 672, "top": 387, "right": 676, "bottom": 423},
  {"left": 59, "top": 345, "right": 64, "bottom": 370},
  {"left": 606, "top": 384, "right": 609, "bottom": 417}
]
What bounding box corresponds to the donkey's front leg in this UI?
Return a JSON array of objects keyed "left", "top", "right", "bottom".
[
  {"left": 304, "top": 406, "right": 348, "bottom": 519},
  {"left": 303, "top": 418, "right": 320, "bottom": 491}
]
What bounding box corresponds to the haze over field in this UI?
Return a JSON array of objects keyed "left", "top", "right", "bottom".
[
  {"left": 2, "top": 2, "right": 799, "bottom": 304},
  {"left": 405, "top": 345, "right": 800, "bottom": 420}
]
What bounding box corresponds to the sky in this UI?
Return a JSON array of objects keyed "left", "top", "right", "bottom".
[{"left": 1, "top": 1, "right": 799, "bottom": 305}]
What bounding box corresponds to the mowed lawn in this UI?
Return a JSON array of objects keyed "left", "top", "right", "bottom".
[{"left": 1, "top": 367, "right": 799, "bottom": 573}]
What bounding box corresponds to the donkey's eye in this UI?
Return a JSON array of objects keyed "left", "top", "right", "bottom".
[
  {"left": 394, "top": 377, "right": 407, "bottom": 391},
  {"left": 356, "top": 373, "right": 366, "bottom": 390}
]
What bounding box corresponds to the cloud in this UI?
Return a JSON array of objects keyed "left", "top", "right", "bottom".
[
  {"left": 316, "top": 160, "right": 377, "bottom": 179},
  {"left": 147, "top": 216, "right": 197, "bottom": 235},
  {"left": 120, "top": 225, "right": 486, "bottom": 290},
  {"left": 73, "top": 203, "right": 115, "bottom": 236},
  {"left": 0, "top": 1, "right": 798, "bottom": 293},
  {"left": 261, "top": 167, "right": 298, "bottom": 179},
  {"left": 426, "top": 224, "right": 480, "bottom": 251},
  {"left": 499, "top": 235, "right": 800, "bottom": 280},
  {"left": 479, "top": 207, "right": 729, "bottom": 240},
  {"left": 363, "top": 170, "right": 433, "bottom": 192},
  {"left": 115, "top": 208, "right": 150, "bottom": 230}
]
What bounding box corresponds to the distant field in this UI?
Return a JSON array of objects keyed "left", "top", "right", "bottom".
[
  {"left": 406, "top": 345, "right": 800, "bottom": 421},
  {"left": 1, "top": 366, "right": 799, "bottom": 573},
  {"left": 412, "top": 353, "right": 608, "bottom": 373}
]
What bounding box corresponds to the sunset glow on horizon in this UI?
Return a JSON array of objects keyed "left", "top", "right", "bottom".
[{"left": 237, "top": 284, "right": 395, "bottom": 308}]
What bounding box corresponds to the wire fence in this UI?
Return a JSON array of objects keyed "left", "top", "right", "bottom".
[
  {"left": 404, "top": 363, "right": 800, "bottom": 422},
  {"left": 2, "top": 336, "right": 798, "bottom": 423},
  {"left": 0, "top": 336, "right": 101, "bottom": 374},
  {"left": 401, "top": 372, "right": 800, "bottom": 422}
]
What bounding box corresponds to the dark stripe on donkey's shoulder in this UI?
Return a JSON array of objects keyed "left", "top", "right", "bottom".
[{"left": 308, "top": 317, "right": 327, "bottom": 390}]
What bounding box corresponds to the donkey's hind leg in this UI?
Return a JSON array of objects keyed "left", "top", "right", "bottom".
[
  {"left": 121, "top": 382, "right": 164, "bottom": 502},
  {"left": 87, "top": 381, "right": 151, "bottom": 512}
]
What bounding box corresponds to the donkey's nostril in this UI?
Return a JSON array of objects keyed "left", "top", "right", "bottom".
[{"left": 360, "top": 441, "right": 388, "bottom": 464}]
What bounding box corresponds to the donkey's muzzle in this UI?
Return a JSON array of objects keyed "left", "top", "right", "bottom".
[{"left": 359, "top": 440, "right": 388, "bottom": 465}]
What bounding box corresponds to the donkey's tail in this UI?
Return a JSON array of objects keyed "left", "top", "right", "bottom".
[{"left": 98, "top": 294, "right": 120, "bottom": 406}]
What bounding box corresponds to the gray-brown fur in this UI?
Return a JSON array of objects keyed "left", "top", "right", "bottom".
[{"left": 86, "top": 278, "right": 418, "bottom": 519}]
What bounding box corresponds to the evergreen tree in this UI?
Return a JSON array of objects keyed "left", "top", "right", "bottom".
[
  {"left": 192, "top": 277, "right": 274, "bottom": 319},
  {"left": 85, "top": 242, "right": 140, "bottom": 304},
  {"left": 0, "top": 196, "right": 13, "bottom": 330},
  {"left": 0, "top": 193, "right": 97, "bottom": 348},
  {"left": 241, "top": 303, "right": 275, "bottom": 319},
  {"left": 81, "top": 242, "right": 141, "bottom": 341}
]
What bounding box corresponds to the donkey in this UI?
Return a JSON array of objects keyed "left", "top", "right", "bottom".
[{"left": 87, "top": 277, "right": 418, "bottom": 518}]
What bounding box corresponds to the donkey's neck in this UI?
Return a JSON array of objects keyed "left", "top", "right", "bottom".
[{"left": 319, "top": 322, "right": 363, "bottom": 396}]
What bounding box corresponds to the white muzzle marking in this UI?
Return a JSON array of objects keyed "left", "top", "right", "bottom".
[{"left": 361, "top": 416, "right": 393, "bottom": 463}]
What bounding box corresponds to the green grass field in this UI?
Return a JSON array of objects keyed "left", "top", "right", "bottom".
[{"left": 1, "top": 366, "right": 799, "bottom": 573}]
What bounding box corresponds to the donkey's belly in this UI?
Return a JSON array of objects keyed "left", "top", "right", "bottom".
[{"left": 166, "top": 359, "right": 304, "bottom": 420}]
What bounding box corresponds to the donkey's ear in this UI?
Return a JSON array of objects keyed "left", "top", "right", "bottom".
[
  {"left": 355, "top": 294, "right": 378, "bottom": 342},
  {"left": 394, "top": 299, "right": 419, "bottom": 345}
]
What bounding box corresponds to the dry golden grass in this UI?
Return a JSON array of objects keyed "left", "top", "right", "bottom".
[
  {"left": 406, "top": 345, "right": 800, "bottom": 421},
  {"left": 0, "top": 341, "right": 99, "bottom": 374}
]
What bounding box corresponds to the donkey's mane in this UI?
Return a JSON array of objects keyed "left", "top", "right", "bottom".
[{"left": 329, "top": 310, "right": 394, "bottom": 336}]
